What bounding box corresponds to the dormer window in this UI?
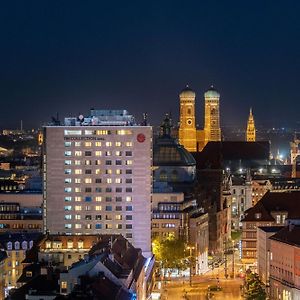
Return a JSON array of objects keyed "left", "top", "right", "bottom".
[
  {"left": 45, "top": 241, "right": 51, "bottom": 249},
  {"left": 255, "top": 213, "right": 261, "bottom": 219},
  {"left": 14, "top": 241, "right": 20, "bottom": 250},
  {"left": 78, "top": 240, "right": 83, "bottom": 249},
  {"left": 22, "top": 241, "right": 28, "bottom": 250},
  {"left": 67, "top": 240, "right": 73, "bottom": 249},
  {"left": 7, "top": 242, "right": 12, "bottom": 251}
]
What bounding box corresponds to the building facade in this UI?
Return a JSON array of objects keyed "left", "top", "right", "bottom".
[{"left": 44, "top": 110, "right": 152, "bottom": 256}]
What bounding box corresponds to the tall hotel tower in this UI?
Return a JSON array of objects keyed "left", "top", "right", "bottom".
[
  {"left": 204, "top": 86, "right": 221, "bottom": 145},
  {"left": 43, "top": 110, "right": 152, "bottom": 256}
]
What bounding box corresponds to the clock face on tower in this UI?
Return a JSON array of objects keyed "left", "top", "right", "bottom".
[{"left": 186, "top": 119, "right": 192, "bottom": 125}]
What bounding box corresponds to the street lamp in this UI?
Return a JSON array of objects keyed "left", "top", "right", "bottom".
[{"left": 186, "top": 245, "right": 195, "bottom": 286}]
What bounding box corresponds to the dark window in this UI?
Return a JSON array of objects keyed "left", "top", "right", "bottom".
[
  {"left": 95, "top": 215, "right": 102, "bottom": 220},
  {"left": 126, "top": 215, "right": 132, "bottom": 220},
  {"left": 126, "top": 206, "right": 133, "bottom": 211},
  {"left": 126, "top": 188, "right": 132, "bottom": 192},
  {"left": 85, "top": 196, "right": 92, "bottom": 202},
  {"left": 125, "top": 151, "right": 132, "bottom": 156},
  {"left": 116, "top": 160, "right": 122, "bottom": 165},
  {"left": 95, "top": 179, "right": 101, "bottom": 183},
  {"left": 116, "top": 197, "right": 122, "bottom": 202},
  {"left": 85, "top": 188, "right": 92, "bottom": 193},
  {"left": 105, "top": 160, "right": 112, "bottom": 165},
  {"left": 116, "top": 206, "right": 122, "bottom": 211},
  {"left": 85, "top": 169, "right": 92, "bottom": 174},
  {"left": 125, "top": 179, "right": 132, "bottom": 184},
  {"left": 116, "top": 188, "right": 122, "bottom": 193},
  {"left": 126, "top": 224, "right": 132, "bottom": 229},
  {"left": 126, "top": 169, "right": 132, "bottom": 174},
  {"left": 85, "top": 151, "right": 92, "bottom": 156}
]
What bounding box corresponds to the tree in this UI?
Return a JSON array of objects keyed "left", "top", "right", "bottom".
[
  {"left": 244, "top": 271, "right": 266, "bottom": 300},
  {"left": 152, "top": 235, "right": 189, "bottom": 273}
]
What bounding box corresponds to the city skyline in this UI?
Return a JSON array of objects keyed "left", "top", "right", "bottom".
[{"left": 1, "top": 2, "right": 300, "bottom": 128}]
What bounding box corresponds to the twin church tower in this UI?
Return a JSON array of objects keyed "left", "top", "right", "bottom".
[
  {"left": 178, "top": 85, "right": 256, "bottom": 152},
  {"left": 178, "top": 85, "right": 222, "bottom": 152}
]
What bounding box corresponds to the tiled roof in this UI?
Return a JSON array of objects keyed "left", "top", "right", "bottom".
[
  {"left": 242, "top": 191, "right": 300, "bottom": 222},
  {"left": 270, "top": 225, "right": 300, "bottom": 247}
]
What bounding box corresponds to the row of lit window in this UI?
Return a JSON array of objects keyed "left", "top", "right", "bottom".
[
  {"left": 64, "top": 196, "right": 132, "bottom": 202},
  {"left": 64, "top": 178, "right": 132, "bottom": 184},
  {"left": 64, "top": 159, "right": 133, "bottom": 169},
  {"left": 64, "top": 187, "right": 133, "bottom": 193},
  {"left": 6, "top": 241, "right": 34, "bottom": 251},
  {"left": 64, "top": 223, "right": 132, "bottom": 230},
  {"left": 64, "top": 150, "right": 132, "bottom": 157},
  {"left": 64, "top": 130, "right": 133, "bottom": 136},
  {"left": 64, "top": 168, "right": 132, "bottom": 175},
  {"left": 152, "top": 223, "right": 176, "bottom": 228},
  {"left": 64, "top": 205, "right": 133, "bottom": 211},
  {"left": 65, "top": 141, "right": 133, "bottom": 147},
  {"left": 152, "top": 213, "right": 178, "bottom": 219},
  {"left": 64, "top": 214, "right": 132, "bottom": 221}
]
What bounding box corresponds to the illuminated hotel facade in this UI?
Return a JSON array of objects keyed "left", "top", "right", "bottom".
[{"left": 43, "top": 110, "right": 152, "bottom": 256}]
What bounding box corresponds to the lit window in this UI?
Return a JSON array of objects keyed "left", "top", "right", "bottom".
[
  {"left": 105, "top": 142, "right": 112, "bottom": 147},
  {"left": 64, "top": 130, "right": 82, "bottom": 136},
  {"left": 64, "top": 206, "right": 72, "bottom": 211},
  {"left": 75, "top": 169, "right": 82, "bottom": 174},
  {"left": 116, "top": 129, "right": 132, "bottom": 135},
  {"left": 116, "top": 169, "right": 122, "bottom": 175},
  {"left": 64, "top": 142, "right": 72, "bottom": 147},
  {"left": 95, "top": 151, "right": 102, "bottom": 156},
  {"left": 95, "top": 160, "right": 101, "bottom": 165},
  {"left": 126, "top": 160, "right": 133, "bottom": 165},
  {"left": 75, "top": 215, "right": 81, "bottom": 220},
  {"left": 45, "top": 241, "right": 51, "bottom": 248},
  {"left": 115, "top": 151, "right": 122, "bottom": 156},
  {"left": 95, "top": 142, "right": 102, "bottom": 147},
  {"left": 75, "top": 196, "right": 81, "bottom": 202},
  {"left": 75, "top": 206, "right": 82, "bottom": 211},
  {"left": 125, "top": 142, "right": 133, "bottom": 147},
  {"left": 15, "top": 241, "right": 20, "bottom": 250},
  {"left": 106, "top": 224, "right": 112, "bottom": 229},
  {"left": 85, "top": 178, "right": 92, "bottom": 184},
  {"left": 65, "top": 187, "right": 72, "bottom": 193},
  {"left": 96, "top": 196, "right": 102, "bottom": 202},
  {"left": 85, "top": 142, "right": 92, "bottom": 147},
  {"left": 85, "top": 160, "right": 91, "bottom": 165},
  {"left": 78, "top": 240, "right": 84, "bottom": 248},
  {"left": 75, "top": 178, "right": 81, "bottom": 184},
  {"left": 115, "top": 178, "right": 122, "bottom": 184},
  {"left": 116, "top": 224, "right": 122, "bottom": 229},
  {"left": 85, "top": 130, "right": 94, "bottom": 135},
  {"left": 86, "top": 224, "right": 92, "bottom": 229},
  {"left": 65, "top": 197, "right": 72, "bottom": 202},
  {"left": 126, "top": 196, "right": 132, "bottom": 202},
  {"left": 75, "top": 224, "right": 82, "bottom": 229},
  {"left": 106, "top": 169, "right": 112, "bottom": 174},
  {"left": 95, "top": 206, "right": 102, "bottom": 211},
  {"left": 65, "top": 224, "right": 72, "bottom": 229},
  {"left": 75, "top": 187, "right": 81, "bottom": 193},
  {"left": 95, "top": 169, "right": 101, "bottom": 175},
  {"left": 75, "top": 142, "right": 81, "bottom": 147},
  {"left": 96, "top": 130, "right": 110, "bottom": 135},
  {"left": 22, "top": 241, "right": 28, "bottom": 250},
  {"left": 67, "top": 240, "right": 73, "bottom": 249},
  {"left": 64, "top": 151, "right": 72, "bottom": 156},
  {"left": 85, "top": 206, "right": 91, "bottom": 211},
  {"left": 65, "top": 214, "right": 72, "bottom": 220},
  {"left": 7, "top": 242, "right": 12, "bottom": 250},
  {"left": 75, "top": 160, "right": 81, "bottom": 165},
  {"left": 65, "top": 178, "right": 72, "bottom": 183},
  {"left": 115, "top": 142, "right": 122, "bottom": 147},
  {"left": 106, "top": 178, "right": 112, "bottom": 184},
  {"left": 115, "top": 214, "right": 122, "bottom": 220},
  {"left": 105, "top": 151, "right": 111, "bottom": 156},
  {"left": 65, "top": 160, "right": 72, "bottom": 165},
  {"left": 75, "top": 151, "right": 82, "bottom": 156}
]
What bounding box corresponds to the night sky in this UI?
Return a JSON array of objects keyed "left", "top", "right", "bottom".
[{"left": 1, "top": 1, "right": 300, "bottom": 129}]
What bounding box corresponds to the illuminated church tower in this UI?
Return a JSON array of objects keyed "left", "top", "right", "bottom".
[
  {"left": 178, "top": 85, "right": 197, "bottom": 152},
  {"left": 204, "top": 86, "right": 221, "bottom": 145},
  {"left": 246, "top": 108, "right": 256, "bottom": 142}
]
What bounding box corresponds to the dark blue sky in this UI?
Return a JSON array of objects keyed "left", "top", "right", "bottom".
[{"left": 1, "top": 1, "right": 300, "bottom": 129}]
